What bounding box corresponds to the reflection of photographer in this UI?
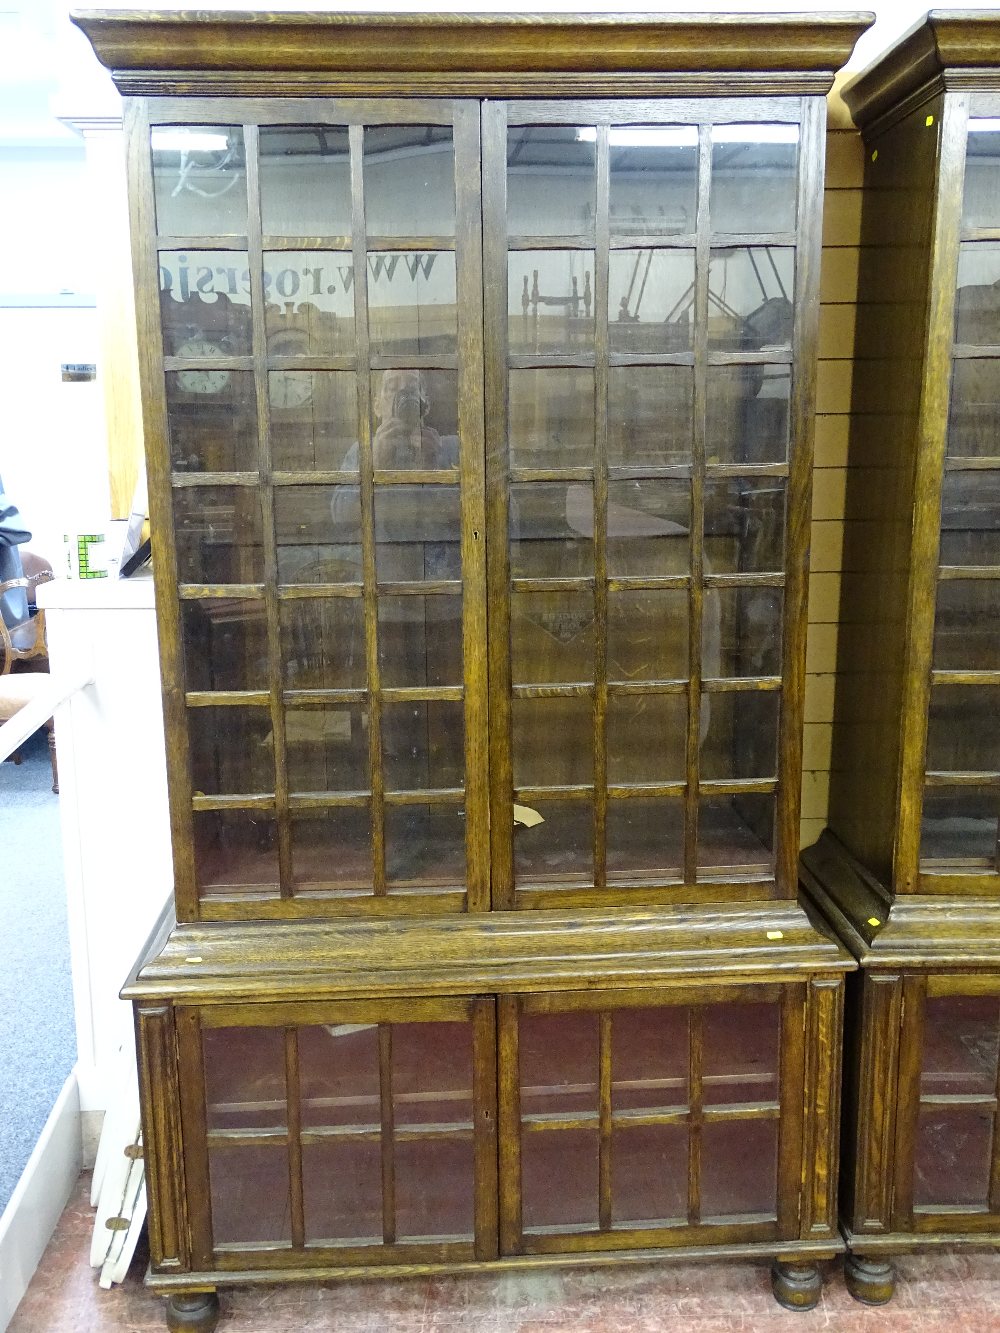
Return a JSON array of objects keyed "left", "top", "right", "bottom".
[{"left": 372, "top": 370, "right": 456, "bottom": 470}]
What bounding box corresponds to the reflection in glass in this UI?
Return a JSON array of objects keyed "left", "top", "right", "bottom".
[
  {"left": 710, "top": 124, "right": 798, "bottom": 234},
  {"left": 371, "top": 368, "right": 458, "bottom": 470},
  {"left": 193, "top": 809, "right": 279, "bottom": 896},
  {"left": 698, "top": 793, "right": 774, "bottom": 877},
  {"left": 700, "top": 690, "right": 779, "bottom": 782},
  {"left": 508, "top": 250, "right": 594, "bottom": 354},
  {"left": 393, "top": 1022, "right": 473, "bottom": 1127},
  {"left": 280, "top": 597, "right": 365, "bottom": 690},
  {"left": 703, "top": 1002, "right": 779, "bottom": 1105},
  {"left": 509, "top": 482, "right": 594, "bottom": 579},
  {"left": 209, "top": 1144, "right": 291, "bottom": 1245},
  {"left": 701, "top": 1119, "right": 778, "bottom": 1217},
  {"left": 926, "top": 684, "right": 1000, "bottom": 773},
  {"left": 704, "top": 477, "right": 786, "bottom": 574},
  {"left": 378, "top": 594, "right": 463, "bottom": 688},
  {"left": 368, "top": 251, "right": 457, "bottom": 357},
  {"left": 274, "top": 483, "right": 362, "bottom": 584},
  {"left": 385, "top": 804, "right": 466, "bottom": 889},
  {"left": 706, "top": 247, "right": 794, "bottom": 351},
  {"left": 607, "top": 797, "right": 684, "bottom": 884},
  {"left": 203, "top": 1027, "right": 286, "bottom": 1131},
  {"left": 963, "top": 123, "right": 1000, "bottom": 230},
  {"left": 512, "top": 696, "right": 593, "bottom": 789},
  {"left": 520, "top": 1011, "right": 597, "bottom": 1117},
  {"left": 189, "top": 706, "right": 274, "bottom": 795},
  {"left": 303, "top": 1140, "right": 381, "bottom": 1242},
  {"left": 507, "top": 126, "right": 596, "bottom": 238},
  {"left": 159, "top": 250, "right": 252, "bottom": 356},
  {"left": 920, "top": 787, "right": 998, "bottom": 865},
  {"left": 152, "top": 126, "right": 246, "bottom": 235},
  {"left": 606, "top": 478, "right": 689, "bottom": 576},
  {"left": 707, "top": 586, "right": 783, "bottom": 678},
  {"left": 614, "top": 1124, "right": 687, "bottom": 1223},
  {"left": 182, "top": 599, "right": 268, "bottom": 692},
  {"left": 611, "top": 1007, "right": 688, "bottom": 1112},
  {"left": 920, "top": 995, "right": 1000, "bottom": 1097},
  {"left": 167, "top": 371, "right": 258, "bottom": 473},
  {"left": 608, "top": 366, "right": 692, "bottom": 470},
  {"left": 365, "top": 125, "right": 455, "bottom": 237},
  {"left": 395, "top": 1137, "right": 475, "bottom": 1240},
  {"left": 509, "top": 368, "right": 594, "bottom": 469},
  {"left": 521, "top": 1129, "right": 599, "bottom": 1231},
  {"left": 173, "top": 484, "right": 264, "bottom": 584},
  {"left": 947, "top": 360, "right": 1000, "bottom": 459},
  {"left": 609, "top": 126, "right": 698, "bottom": 238},
  {"left": 933, "top": 579, "right": 1000, "bottom": 670},
  {"left": 608, "top": 249, "right": 695, "bottom": 353},
  {"left": 511, "top": 589, "right": 594, "bottom": 685},
  {"left": 285, "top": 703, "right": 368, "bottom": 793},
  {"left": 299, "top": 1023, "right": 379, "bottom": 1129},
  {"left": 914, "top": 1107, "right": 993, "bottom": 1208},
  {"left": 607, "top": 589, "right": 688, "bottom": 683},
  {"left": 382, "top": 700, "right": 464, "bottom": 791},
  {"left": 264, "top": 251, "right": 354, "bottom": 357},
  {"left": 259, "top": 125, "right": 351, "bottom": 236},
  {"left": 374, "top": 485, "right": 461, "bottom": 582},
  {"left": 955, "top": 243, "right": 1000, "bottom": 344},
  {"left": 706, "top": 365, "right": 790, "bottom": 465},
  {"left": 291, "top": 808, "right": 373, "bottom": 893},
  {"left": 269, "top": 372, "right": 358, "bottom": 472},
  {"left": 607, "top": 694, "right": 686, "bottom": 784},
  {"left": 514, "top": 799, "right": 593, "bottom": 888},
  {"left": 939, "top": 471, "right": 1000, "bottom": 566}
]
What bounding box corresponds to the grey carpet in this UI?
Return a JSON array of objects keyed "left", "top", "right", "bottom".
[{"left": 0, "top": 731, "right": 76, "bottom": 1212}]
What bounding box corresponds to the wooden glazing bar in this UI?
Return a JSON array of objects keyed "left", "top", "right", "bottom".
[
  {"left": 272, "top": 470, "right": 361, "bottom": 486},
  {"left": 298, "top": 1123, "right": 474, "bottom": 1145},
  {"left": 606, "top": 575, "right": 689, "bottom": 592},
  {"left": 924, "top": 770, "right": 1000, "bottom": 786},
  {"left": 703, "top": 572, "right": 785, "bottom": 588},
  {"left": 607, "top": 352, "right": 696, "bottom": 368},
  {"left": 507, "top": 233, "right": 596, "bottom": 250},
  {"left": 931, "top": 670, "right": 1000, "bottom": 685},
  {"left": 943, "top": 456, "right": 1000, "bottom": 470},
  {"left": 366, "top": 235, "right": 457, "bottom": 252},
  {"left": 245, "top": 123, "right": 293, "bottom": 899},
  {"left": 703, "top": 463, "right": 789, "bottom": 479},
  {"left": 383, "top": 788, "right": 466, "bottom": 806},
  {"left": 952, "top": 342, "right": 1000, "bottom": 358},
  {"left": 285, "top": 790, "right": 371, "bottom": 809},
  {"left": 511, "top": 577, "right": 595, "bottom": 593},
  {"left": 497, "top": 995, "right": 523, "bottom": 1253},
  {"left": 170, "top": 471, "right": 258, "bottom": 487},
  {"left": 599, "top": 1010, "right": 613, "bottom": 1230},
  {"left": 376, "top": 579, "right": 464, "bottom": 597},
  {"left": 611, "top": 1107, "right": 689, "bottom": 1129},
  {"left": 373, "top": 468, "right": 460, "bottom": 485},
  {"left": 922, "top": 1092, "right": 998, "bottom": 1109},
  {"left": 608, "top": 232, "right": 697, "bottom": 250},
  {"left": 522, "top": 1115, "right": 598, "bottom": 1132},
  {"left": 156, "top": 234, "right": 249, "bottom": 250},
  {"left": 507, "top": 353, "right": 597, "bottom": 370},
  {"left": 607, "top": 465, "right": 693, "bottom": 481},
  {"left": 592, "top": 125, "right": 611, "bottom": 894},
  {"left": 960, "top": 227, "right": 1000, "bottom": 242},
  {"left": 204, "top": 1130, "right": 288, "bottom": 1149},
  {"left": 937, "top": 565, "right": 1000, "bottom": 579},
  {"left": 378, "top": 1023, "right": 396, "bottom": 1246},
  {"left": 191, "top": 793, "right": 276, "bottom": 811},
  {"left": 186, "top": 691, "right": 271, "bottom": 707},
  {"left": 283, "top": 688, "right": 368, "bottom": 705},
  {"left": 514, "top": 784, "right": 595, "bottom": 801},
  {"left": 701, "top": 676, "right": 782, "bottom": 693},
  {"left": 701, "top": 1102, "right": 781, "bottom": 1122},
  {"left": 380, "top": 685, "right": 464, "bottom": 703},
  {"left": 510, "top": 467, "right": 594, "bottom": 483},
  {"left": 511, "top": 683, "right": 595, "bottom": 699},
  {"left": 687, "top": 1006, "right": 703, "bottom": 1226},
  {"left": 606, "top": 680, "right": 688, "bottom": 696},
  {"left": 605, "top": 781, "right": 687, "bottom": 799},
  {"left": 178, "top": 584, "right": 265, "bottom": 600},
  {"left": 473, "top": 997, "right": 500, "bottom": 1261},
  {"left": 285, "top": 1028, "right": 305, "bottom": 1249},
  {"left": 699, "top": 778, "right": 777, "bottom": 796},
  {"left": 705, "top": 350, "right": 794, "bottom": 366},
  {"left": 261, "top": 235, "right": 352, "bottom": 252},
  {"left": 277, "top": 584, "right": 363, "bottom": 599},
  {"left": 349, "top": 121, "right": 386, "bottom": 895}
]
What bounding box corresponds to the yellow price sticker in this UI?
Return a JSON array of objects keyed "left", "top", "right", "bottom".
[
  {"left": 867, "top": 918, "right": 881, "bottom": 928},
  {"left": 766, "top": 930, "right": 784, "bottom": 940}
]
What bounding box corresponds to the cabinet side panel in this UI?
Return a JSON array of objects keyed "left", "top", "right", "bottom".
[
  {"left": 827, "top": 96, "right": 943, "bottom": 886},
  {"left": 800, "top": 976, "right": 845, "bottom": 1239},
  {"left": 844, "top": 972, "right": 903, "bottom": 1234},
  {"left": 135, "top": 1003, "right": 190, "bottom": 1270}
]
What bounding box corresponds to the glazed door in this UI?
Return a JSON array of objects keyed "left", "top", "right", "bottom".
[
  {"left": 138, "top": 98, "right": 488, "bottom": 918},
  {"left": 483, "top": 98, "right": 823, "bottom": 910}
]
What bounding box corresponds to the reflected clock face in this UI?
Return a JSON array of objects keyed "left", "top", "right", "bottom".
[
  {"left": 269, "top": 370, "right": 313, "bottom": 410},
  {"left": 175, "top": 336, "right": 232, "bottom": 394}
]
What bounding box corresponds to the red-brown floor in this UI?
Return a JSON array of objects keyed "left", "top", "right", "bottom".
[{"left": 9, "top": 1174, "right": 1000, "bottom": 1332}]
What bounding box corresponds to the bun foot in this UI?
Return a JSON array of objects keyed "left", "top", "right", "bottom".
[
  {"left": 845, "top": 1254, "right": 895, "bottom": 1305},
  {"left": 771, "top": 1259, "right": 822, "bottom": 1310},
  {"left": 166, "top": 1291, "right": 220, "bottom": 1332}
]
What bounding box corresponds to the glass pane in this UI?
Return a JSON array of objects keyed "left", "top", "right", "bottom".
[
  {"left": 382, "top": 700, "right": 464, "bottom": 791},
  {"left": 507, "top": 126, "right": 596, "bottom": 238},
  {"left": 920, "top": 787, "right": 998, "bottom": 865},
  {"left": 607, "top": 478, "right": 690, "bottom": 577},
  {"left": 193, "top": 809, "right": 279, "bottom": 897},
  {"left": 963, "top": 124, "right": 1000, "bottom": 229},
  {"left": 264, "top": 251, "right": 354, "bottom": 357},
  {"left": 956, "top": 242, "right": 1000, "bottom": 345},
  {"left": 607, "top": 589, "right": 689, "bottom": 683},
  {"left": 303, "top": 1140, "right": 381, "bottom": 1243},
  {"left": 173, "top": 485, "right": 264, "bottom": 585},
  {"left": 614, "top": 1125, "right": 687, "bottom": 1225},
  {"left": 285, "top": 703, "right": 368, "bottom": 793},
  {"left": 514, "top": 798, "right": 593, "bottom": 889},
  {"left": 701, "top": 1118, "right": 778, "bottom": 1217},
  {"left": 706, "top": 247, "right": 794, "bottom": 351},
  {"left": 510, "top": 482, "right": 593, "bottom": 579},
  {"left": 611, "top": 1006, "right": 688, "bottom": 1112},
  {"left": 698, "top": 793, "right": 774, "bottom": 878},
  {"left": 203, "top": 1026, "right": 286, "bottom": 1131},
  {"left": 926, "top": 684, "right": 1000, "bottom": 773},
  {"left": 508, "top": 250, "right": 594, "bottom": 355},
  {"left": 706, "top": 586, "right": 782, "bottom": 679},
  {"left": 393, "top": 1021, "right": 473, "bottom": 1129},
  {"left": 939, "top": 471, "right": 1000, "bottom": 567},
  {"left": 710, "top": 124, "right": 798, "bottom": 234},
  {"left": 607, "top": 695, "right": 686, "bottom": 784},
  {"left": 703, "top": 1002, "right": 780, "bottom": 1106},
  {"left": 299, "top": 1022, "right": 379, "bottom": 1129},
  {"left": 374, "top": 485, "right": 461, "bottom": 582},
  {"left": 368, "top": 251, "right": 456, "bottom": 357},
  {"left": 290, "top": 807, "right": 373, "bottom": 893},
  {"left": 607, "top": 796, "right": 684, "bottom": 884},
  {"left": 509, "top": 368, "right": 594, "bottom": 469},
  {"left": 512, "top": 697, "right": 593, "bottom": 788},
  {"left": 921, "top": 995, "right": 1000, "bottom": 1098},
  {"left": 609, "top": 125, "right": 698, "bottom": 238},
  {"left": 182, "top": 599, "right": 268, "bottom": 692},
  {"left": 269, "top": 371, "right": 358, "bottom": 472},
  {"left": 395, "top": 1136, "right": 475, "bottom": 1240},
  {"left": 280, "top": 597, "right": 365, "bottom": 690},
  {"left": 209, "top": 1144, "right": 290, "bottom": 1245},
  {"left": 159, "top": 251, "right": 252, "bottom": 356},
  {"left": 385, "top": 804, "right": 465, "bottom": 889},
  {"left": 946, "top": 360, "right": 1000, "bottom": 459},
  {"left": 520, "top": 1011, "right": 598, "bottom": 1118},
  {"left": 701, "top": 690, "right": 779, "bottom": 782},
  {"left": 914, "top": 1107, "right": 993, "bottom": 1208},
  {"left": 258, "top": 125, "right": 351, "bottom": 237},
  {"left": 706, "top": 365, "right": 790, "bottom": 466},
  {"left": 189, "top": 706, "right": 273, "bottom": 795},
  {"left": 166, "top": 371, "right": 257, "bottom": 473},
  {"left": 365, "top": 125, "right": 455, "bottom": 237},
  {"left": 379, "top": 594, "right": 463, "bottom": 688},
  {"left": 608, "top": 249, "right": 695, "bottom": 353},
  {"left": 372, "top": 369, "right": 458, "bottom": 470},
  {"left": 704, "top": 477, "right": 786, "bottom": 574},
  {"left": 275, "top": 483, "right": 362, "bottom": 585},
  {"left": 151, "top": 126, "right": 246, "bottom": 235},
  {"left": 511, "top": 589, "right": 594, "bottom": 685},
  {"left": 521, "top": 1129, "right": 599, "bottom": 1231},
  {"left": 608, "top": 366, "right": 693, "bottom": 470},
  {"left": 933, "top": 579, "right": 1000, "bottom": 670}
]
